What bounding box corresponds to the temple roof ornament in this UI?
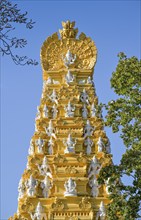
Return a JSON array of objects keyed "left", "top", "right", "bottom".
[{"left": 59, "top": 20, "right": 78, "bottom": 39}]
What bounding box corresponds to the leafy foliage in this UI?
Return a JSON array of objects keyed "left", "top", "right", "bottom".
[
  {"left": 0, "top": 0, "right": 38, "bottom": 65},
  {"left": 99, "top": 53, "right": 141, "bottom": 219}
]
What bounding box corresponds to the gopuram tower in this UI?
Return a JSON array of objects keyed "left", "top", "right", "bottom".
[{"left": 9, "top": 21, "right": 112, "bottom": 220}]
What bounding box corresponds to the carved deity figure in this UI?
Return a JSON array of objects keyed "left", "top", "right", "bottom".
[
  {"left": 38, "top": 156, "right": 52, "bottom": 178},
  {"left": 45, "top": 120, "right": 56, "bottom": 139},
  {"left": 26, "top": 175, "right": 37, "bottom": 197},
  {"left": 83, "top": 120, "right": 94, "bottom": 138},
  {"left": 63, "top": 50, "right": 76, "bottom": 67},
  {"left": 30, "top": 202, "right": 47, "bottom": 220},
  {"left": 97, "top": 137, "right": 105, "bottom": 152},
  {"left": 48, "top": 136, "right": 54, "bottom": 155},
  {"left": 18, "top": 178, "right": 25, "bottom": 200},
  {"left": 88, "top": 156, "right": 101, "bottom": 179},
  {"left": 41, "top": 176, "right": 53, "bottom": 198},
  {"left": 64, "top": 178, "right": 77, "bottom": 196},
  {"left": 65, "top": 70, "right": 75, "bottom": 84},
  {"left": 84, "top": 137, "right": 93, "bottom": 155},
  {"left": 46, "top": 77, "right": 52, "bottom": 85},
  {"left": 80, "top": 89, "right": 89, "bottom": 104},
  {"left": 36, "top": 106, "right": 41, "bottom": 120},
  {"left": 91, "top": 103, "right": 97, "bottom": 117},
  {"left": 106, "top": 139, "right": 111, "bottom": 154},
  {"left": 89, "top": 177, "right": 100, "bottom": 197},
  {"left": 82, "top": 104, "right": 88, "bottom": 118},
  {"left": 64, "top": 101, "right": 75, "bottom": 117},
  {"left": 87, "top": 76, "right": 93, "bottom": 84},
  {"left": 49, "top": 89, "right": 58, "bottom": 104},
  {"left": 43, "top": 105, "right": 49, "bottom": 118},
  {"left": 51, "top": 104, "right": 58, "bottom": 119},
  {"left": 35, "top": 138, "right": 45, "bottom": 154},
  {"left": 63, "top": 134, "right": 76, "bottom": 154},
  {"left": 96, "top": 201, "right": 106, "bottom": 220},
  {"left": 28, "top": 139, "right": 34, "bottom": 155}
]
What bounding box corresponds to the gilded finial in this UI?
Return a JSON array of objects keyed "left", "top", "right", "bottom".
[{"left": 59, "top": 20, "right": 78, "bottom": 39}]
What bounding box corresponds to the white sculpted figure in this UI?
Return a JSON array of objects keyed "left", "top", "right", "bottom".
[
  {"left": 52, "top": 104, "right": 58, "bottom": 119},
  {"left": 87, "top": 76, "right": 93, "bottom": 84},
  {"left": 65, "top": 101, "right": 75, "bottom": 117},
  {"left": 43, "top": 105, "right": 49, "bottom": 118},
  {"left": 36, "top": 106, "right": 41, "bottom": 120},
  {"left": 88, "top": 156, "right": 101, "bottom": 178},
  {"left": 84, "top": 120, "right": 94, "bottom": 138},
  {"left": 80, "top": 89, "right": 89, "bottom": 104},
  {"left": 35, "top": 137, "right": 45, "bottom": 154},
  {"left": 63, "top": 50, "right": 76, "bottom": 67},
  {"left": 45, "top": 120, "right": 56, "bottom": 139},
  {"left": 96, "top": 201, "right": 106, "bottom": 220},
  {"left": 30, "top": 202, "right": 47, "bottom": 220},
  {"left": 65, "top": 70, "right": 75, "bottom": 84},
  {"left": 28, "top": 139, "right": 34, "bottom": 155},
  {"left": 84, "top": 137, "right": 93, "bottom": 155},
  {"left": 18, "top": 178, "right": 25, "bottom": 200},
  {"left": 48, "top": 136, "right": 54, "bottom": 155},
  {"left": 89, "top": 177, "right": 100, "bottom": 197},
  {"left": 106, "top": 139, "right": 111, "bottom": 154},
  {"left": 91, "top": 103, "right": 97, "bottom": 117},
  {"left": 46, "top": 77, "right": 52, "bottom": 84},
  {"left": 97, "top": 137, "right": 105, "bottom": 152},
  {"left": 64, "top": 178, "right": 77, "bottom": 196},
  {"left": 63, "top": 134, "right": 76, "bottom": 154},
  {"left": 38, "top": 156, "right": 52, "bottom": 178},
  {"left": 49, "top": 89, "right": 58, "bottom": 104},
  {"left": 41, "top": 176, "right": 53, "bottom": 198},
  {"left": 26, "top": 175, "right": 37, "bottom": 197},
  {"left": 82, "top": 104, "right": 88, "bottom": 118}
]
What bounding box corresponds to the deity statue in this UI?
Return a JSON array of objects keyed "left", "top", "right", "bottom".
[
  {"left": 106, "top": 138, "right": 111, "bottom": 154},
  {"left": 87, "top": 76, "right": 93, "bottom": 84},
  {"left": 83, "top": 120, "right": 94, "bottom": 138},
  {"left": 30, "top": 202, "right": 47, "bottom": 220},
  {"left": 40, "top": 176, "right": 53, "bottom": 198},
  {"left": 64, "top": 178, "right": 77, "bottom": 196},
  {"left": 18, "top": 178, "right": 25, "bottom": 200},
  {"left": 96, "top": 201, "right": 106, "bottom": 220},
  {"left": 28, "top": 139, "right": 34, "bottom": 155},
  {"left": 84, "top": 137, "right": 93, "bottom": 155},
  {"left": 64, "top": 101, "right": 75, "bottom": 117},
  {"left": 80, "top": 89, "right": 89, "bottom": 104},
  {"left": 89, "top": 176, "right": 100, "bottom": 197},
  {"left": 91, "top": 103, "right": 97, "bottom": 117},
  {"left": 63, "top": 134, "right": 76, "bottom": 154},
  {"left": 65, "top": 70, "right": 75, "bottom": 84},
  {"left": 38, "top": 156, "right": 52, "bottom": 178},
  {"left": 45, "top": 120, "right": 56, "bottom": 139},
  {"left": 48, "top": 136, "right": 54, "bottom": 155},
  {"left": 36, "top": 106, "right": 41, "bottom": 120},
  {"left": 63, "top": 50, "right": 76, "bottom": 68},
  {"left": 35, "top": 137, "right": 45, "bottom": 154},
  {"left": 49, "top": 89, "right": 58, "bottom": 104},
  {"left": 51, "top": 104, "right": 58, "bottom": 119},
  {"left": 46, "top": 77, "right": 52, "bottom": 85},
  {"left": 88, "top": 156, "right": 101, "bottom": 179},
  {"left": 97, "top": 137, "right": 105, "bottom": 152},
  {"left": 43, "top": 105, "right": 49, "bottom": 118},
  {"left": 82, "top": 104, "right": 88, "bottom": 118},
  {"left": 26, "top": 175, "right": 37, "bottom": 197}
]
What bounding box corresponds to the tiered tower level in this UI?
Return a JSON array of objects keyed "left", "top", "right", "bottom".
[{"left": 9, "top": 21, "right": 112, "bottom": 220}]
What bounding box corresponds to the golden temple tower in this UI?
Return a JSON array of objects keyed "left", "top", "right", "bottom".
[{"left": 9, "top": 21, "right": 112, "bottom": 220}]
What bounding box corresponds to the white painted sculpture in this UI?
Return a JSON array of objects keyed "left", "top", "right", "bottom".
[
  {"left": 26, "top": 175, "right": 37, "bottom": 197},
  {"left": 28, "top": 140, "right": 34, "bottom": 155},
  {"left": 89, "top": 177, "right": 100, "bottom": 197},
  {"left": 65, "top": 70, "right": 75, "bottom": 84},
  {"left": 64, "top": 178, "right": 77, "bottom": 196},
  {"left": 30, "top": 202, "right": 47, "bottom": 220},
  {"left": 38, "top": 156, "right": 52, "bottom": 178},
  {"left": 84, "top": 137, "right": 93, "bottom": 155},
  {"left": 63, "top": 50, "right": 76, "bottom": 67},
  {"left": 97, "top": 137, "right": 105, "bottom": 152},
  {"left": 18, "top": 178, "right": 25, "bottom": 200},
  {"left": 43, "top": 105, "right": 49, "bottom": 118},
  {"left": 35, "top": 138, "right": 45, "bottom": 154},
  {"left": 45, "top": 120, "right": 56, "bottom": 139},
  {"left": 91, "top": 103, "right": 97, "bottom": 117},
  {"left": 63, "top": 134, "right": 76, "bottom": 154},
  {"left": 49, "top": 89, "right": 58, "bottom": 104},
  {"left": 52, "top": 104, "right": 58, "bottom": 119},
  {"left": 41, "top": 176, "right": 53, "bottom": 198},
  {"left": 87, "top": 76, "right": 93, "bottom": 84},
  {"left": 84, "top": 120, "right": 94, "bottom": 138},
  {"left": 96, "top": 201, "right": 106, "bottom": 220},
  {"left": 88, "top": 156, "right": 101, "bottom": 178},
  {"left": 82, "top": 104, "right": 88, "bottom": 118},
  {"left": 48, "top": 136, "right": 54, "bottom": 155},
  {"left": 80, "top": 89, "right": 89, "bottom": 104},
  {"left": 64, "top": 101, "right": 75, "bottom": 117},
  {"left": 46, "top": 77, "right": 52, "bottom": 84},
  {"left": 106, "top": 139, "right": 111, "bottom": 154}
]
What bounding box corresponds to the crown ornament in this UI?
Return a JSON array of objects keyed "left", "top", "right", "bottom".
[{"left": 59, "top": 20, "right": 78, "bottom": 39}]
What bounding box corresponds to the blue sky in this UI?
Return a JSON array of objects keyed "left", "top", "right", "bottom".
[{"left": 1, "top": 0, "right": 140, "bottom": 219}]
